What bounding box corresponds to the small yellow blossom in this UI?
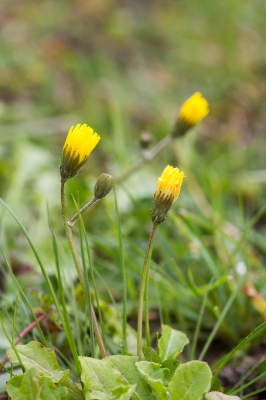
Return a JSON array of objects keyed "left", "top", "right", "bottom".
[
  {"left": 172, "top": 92, "right": 209, "bottom": 138},
  {"left": 151, "top": 165, "right": 185, "bottom": 225},
  {"left": 60, "top": 123, "right": 100, "bottom": 181}
]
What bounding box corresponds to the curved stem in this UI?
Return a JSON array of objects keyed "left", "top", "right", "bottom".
[
  {"left": 137, "top": 224, "right": 157, "bottom": 359},
  {"left": 60, "top": 180, "right": 107, "bottom": 358}
]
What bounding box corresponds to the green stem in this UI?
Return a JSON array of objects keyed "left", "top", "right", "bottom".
[
  {"left": 60, "top": 180, "right": 107, "bottom": 358},
  {"left": 113, "top": 186, "right": 127, "bottom": 354},
  {"left": 137, "top": 224, "right": 157, "bottom": 359},
  {"left": 61, "top": 180, "right": 85, "bottom": 289},
  {"left": 68, "top": 197, "right": 99, "bottom": 226},
  {"left": 49, "top": 231, "right": 81, "bottom": 375},
  {"left": 144, "top": 271, "right": 150, "bottom": 347}
]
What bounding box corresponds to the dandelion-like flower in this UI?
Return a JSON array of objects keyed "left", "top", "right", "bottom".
[
  {"left": 172, "top": 92, "right": 209, "bottom": 138},
  {"left": 60, "top": 123, "right": 101, "bottom": 181},
  {"left": 151, "top": 165, "right": 185, "bottom": 225}
]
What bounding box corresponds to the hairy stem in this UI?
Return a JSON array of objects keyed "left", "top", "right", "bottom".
[
  {"left": 68, "top": 197, "right": 99, "bottom": 226},
  {"left": 137, "top": 224, "right": 157, "bottom": 359},
  {"left": 61, "top": 180, "right": 107, "bottom": 358}
]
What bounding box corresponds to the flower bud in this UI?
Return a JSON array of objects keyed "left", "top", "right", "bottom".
[
  {"left": 60, "top": 123, "right": 100, "bottom": 182},
  {"left": 139, "top": 131, "right": 152, "bottom": 150},
  {"left": 171, "top": 92, "right": 209, "bottom": 138},
  {"left": 151, "top": 165, "right": 185, "bottom": 225},
  {"left": 94, "top": 173, "right": 114, "bottom": 199}
]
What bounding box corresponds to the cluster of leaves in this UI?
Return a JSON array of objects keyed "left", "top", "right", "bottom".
[{"left": 6, "top": 326, "right": 240, "bottom": 400}]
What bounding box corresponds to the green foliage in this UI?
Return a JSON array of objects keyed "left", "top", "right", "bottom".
[
  {"left": 4, "top": 327, "right": 239, "bottom": 400},
  {"left": 7, "top": 369, "right": 41, "bottom": 400},
  {"left": 79, "top": 355, "right": 155, "bottom": 400},
  {"left": 168, "top": 361, "right": 211, "bottom": 400},
  {"left": 135, "top": 362, "right": 170, "bottom": 400},
  {"left": 142, "top": 347, "right": 161, "bottom": 364},
  {"left": 158, "top": 325, "right": 189, "bottom": 362},
  {"left": 7, "top": 369, "right": 68, "bottom": 400},
  {"left": 7, "top": 341, "right": 68, "bottom": 383},
  {"left": 6, "top": 342, "right": 83, "bottom": 400},
  {"left": 111, "top": 385, "right": 137, "bottom": 400},
  {"left": 78, "top": 327, "right": 212, "bottom": 400}
]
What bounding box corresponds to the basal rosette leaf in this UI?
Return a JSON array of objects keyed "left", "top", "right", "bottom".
[{"left": 169, "top": 361, "right": 212, "bottom": 400}]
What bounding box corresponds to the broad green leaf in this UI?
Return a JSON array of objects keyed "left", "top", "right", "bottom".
[
  {"left": 7, "top": 341, "right": 67, "bottom": 383},
  {"left": 6, "top": 368, "right": 68, "bottom": 400},
  {"left": 136, "top": 361, "right": 170, "bottom": 400},
  {"left": 79, "top": 355, "right": 155, "bottom": 400},
  {"left": 158, "top": 325, "right": 189, "bottom": 362},
  {"left": 111, "top": 385, "right": 136, "bottom": 400},
  {"left": 79, "top": 356, "right": 123, "bottom": 400},
  {"left": 161, "top": 359, "right": 181, "bottom": 379},
  {"left": 39, "top": 376, "right": 68, "bottom": 399},
  {"left": 7, "top": 368, "right": 40, "bottom": 400},
  {"left": 205, "top": 393, "right": 240, "bottom": 400},
  {"left": 106, "top": 355, "right": 155, "bottom": 400},
  {"left": 169, "top": 361, "right": 212, "bottom": 400},
  {"left": 59, "top": 374, "right": 83, "bottom": 400},
  {"left": 142, "top": 347, "right": 162, "bottom": 364}
]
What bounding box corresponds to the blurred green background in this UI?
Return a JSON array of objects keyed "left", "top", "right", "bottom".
[{"left": 1, "top": 0, "right": 266, "bottom": 350}]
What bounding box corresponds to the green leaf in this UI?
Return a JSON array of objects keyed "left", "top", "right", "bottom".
[
  {"left": 106, "top": 355, "right": 155, "bottom": 400},
  {"left": 161, "top": 359, "right": 181, "bottom": 379},
  {"left": 7, "top": 368, "right": 40, "bottom": 400},
  {"left": 79, "top": 355, "right": 155, "bottom": 400},
  {"left": 136, "top": 361, "right": 170, "bottom": 400},
  {"left": 169, "top": 361, "right": 212, "bottom": 400},
  {"left": 59, "top": 374, "right": 83, "bottom": 400},
  {"left": 205, "top": 393, "right": 241, "bottom": 400},
  {"left": 142, "top": 347, "right": 162, "bottom": 364},
  {"left": 158, "top": 325, "right": 189, "bottom": 362},
  {"left": 7, "top": 341, "right": 67, "bottom": 383},
  {"left": 6, "top": 368, "right": 68, "bottom": 400},
  {"left": 79, "top": 356, "right": 123, "bottom": 400},
  {"left": 111, "top": 385, "right": 136, "bottom": 400},
  {"left": 39, "top": 376, "right": 68, "bottom": 399}
]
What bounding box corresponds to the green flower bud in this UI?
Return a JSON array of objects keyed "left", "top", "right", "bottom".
[{"left": 94, "top": 173, "right": 114, "bottom": 199}]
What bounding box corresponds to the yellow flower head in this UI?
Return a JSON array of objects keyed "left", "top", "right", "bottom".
[
  {"left": 60, "top": 123, "right": 101, "bottom": 181},
  {"left": 151, "top": 165, "right": 185, "bottom": 225},
  {"left": 172, "top": 92, "right": 209, "bottom": 138}
]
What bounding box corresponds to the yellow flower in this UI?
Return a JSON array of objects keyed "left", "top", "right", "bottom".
[
  {"left": 172, "top": 92, "right": 209, "bottom": 138},
  {"left": 60, "top": 123, "right": 101, "bottom": 181},
  {"left": 151, "top": 165, "right": 185, "bottom": 225}
]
